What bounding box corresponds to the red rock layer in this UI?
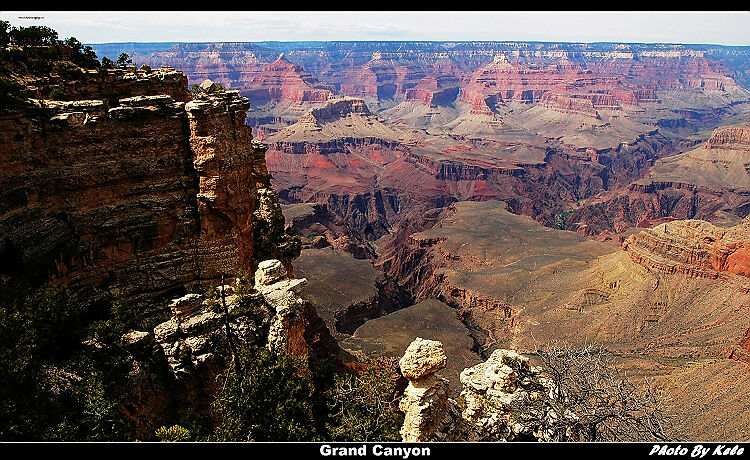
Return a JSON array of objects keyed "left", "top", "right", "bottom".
[
  {"left": 538, "top": 93, "right": 601, "bottom": 118},
  {"left": 245, "top": 54, "right": 333, "bottom": 104},
  {"left": 569, "top": 122, "right": 750, "bottom": 237},
  {"left": 622, "top": 219, "right": 750, "bottom": 279},
  {"left": 404, "top": 76, "right": 440, "bottom": 104},
  {"left": 458, "top": 53, "right": 616, "bottom": 108},
  {"left": 404, "top": 76, "right": 459, "bottom": 107}
]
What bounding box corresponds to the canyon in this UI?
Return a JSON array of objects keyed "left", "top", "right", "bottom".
[
  {"left": 2, "top": 31, "right": 750, "bottom": 442},
  {"left": 85, "top": 40, "right": 750, "bottom": 440},
  {"left": 91, "top": 42, "right": 750, "bottom": 253}
]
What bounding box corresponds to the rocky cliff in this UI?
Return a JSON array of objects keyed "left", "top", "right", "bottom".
[
  {"left": 570, "top": 121, "right": 750, "bottom": 236},
  {"left": 0, "top": 48, "right": 343, "bottom": 440},
  {"left": 623, "top": 218, "right": 750, "bottom": 279},
  {"left": 0, "top": 66, "right": 299, "bottom": 306}
]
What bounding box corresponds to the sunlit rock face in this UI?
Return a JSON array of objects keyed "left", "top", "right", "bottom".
[{"left": 0, "top": 70, "right": 293, "bottom": 303}]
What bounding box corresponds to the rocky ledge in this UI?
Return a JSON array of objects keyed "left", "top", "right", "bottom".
[
  {"left": 622, "top": 217, "right": 750, "bottom": 279},
  {"left": 120, "top": 259, "right": 338, "bottom": 437}
]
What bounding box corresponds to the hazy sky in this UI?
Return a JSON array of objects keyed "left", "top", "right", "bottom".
[{"left": 1, "top": 11, "right": 749, "bottom": 45}]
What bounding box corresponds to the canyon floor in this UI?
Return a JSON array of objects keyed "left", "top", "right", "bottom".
[{"left": 288, "top": 199, "right": 750, "bottom": 440}]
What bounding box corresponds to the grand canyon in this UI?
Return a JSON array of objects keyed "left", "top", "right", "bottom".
[{"left": 2, "top": 15, "right": 750, "bottom": 444}]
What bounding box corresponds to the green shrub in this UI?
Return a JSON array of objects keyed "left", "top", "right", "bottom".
[
  {"left": 78, "top": 373, "right": 131, "bottom": 441},
  {"left": 48, "top": 88, "right": 67, "bottom": 101},
  {"left": 0, "top": 77, "right": 30, "bottom": 109},
  {"left": 116, "top": 52, "right": 133, "bottom": 67},
  {"left": 65, "top": 37, "right": 99, "bottom": 70},
  {"left": 88, "top": 297, "right": 142, "bottom": 345},
  {"left": 0, "top": 20, "right": 9, "bottom": 47},
  {"left": 156, "top": 425, "right": 191, "bottom": 442},
  {"left": 554, "top": 209, "right": 575, "bottom": 230},
  {"left": 212, "top": 346, "right": 319, "bottom": 441},
  {"left": 0, "top": 281, "right": 135, "bottom": 440},
  {"left": 9, "top": 25, "right": 58, "bottom": 47},
  {"left": 26, "top": 57, "right": 52, "bottom": 75},
  {"left": 56, "top": 61, "right": 83, "bottom": 80}
]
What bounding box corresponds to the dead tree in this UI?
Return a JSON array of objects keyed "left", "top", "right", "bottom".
[{"left": 509, "top": 342, "right": 680, "bottom": 442}]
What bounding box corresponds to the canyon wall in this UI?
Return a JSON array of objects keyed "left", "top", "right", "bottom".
[
  {"left": 570, "top": 122, "right": 750, "bottom": 237},
  {"left": 0, "top": 67, "right": 298, "bottom": 305},
  {"left": 623, "top": 218, "right": 750, "bottom": 279}
]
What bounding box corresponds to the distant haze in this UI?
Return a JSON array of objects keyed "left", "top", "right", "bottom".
[{"left": 1, "top": 11, "right": 749, "bottom": 46}]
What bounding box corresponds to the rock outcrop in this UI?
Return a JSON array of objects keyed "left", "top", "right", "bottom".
[
  {"left": 186, "top": 85, "right": 262, "bottom": 278},
  {"left": 622, "top": 217, "right": 750, "bottom": 279},
  {"left": 398, "top": 338, "right": 454, "bottom": 441},
  {"left": 268, "top": 97, "right": 404, "bottom": 143},
  {"left": 126, "top": 282, "right": 270, "bottom": 436},
  {"left": 254, "top": 258, "right": 341, "bottom": 363},
  {"left": 122, "top": 258, "right": 338, "bottom": 437},
  {"left": 404, "top": 76, "right": 459, "bottom": 107},
  {"left": 705, "top": 124, "right": 750, "bottom": 151},
  {"left": 254, "top": 259, "right": 310, "bottom": 359},
  {"left": 458, "top": 349, "right": 552, "bottom": 441},
  {"left": 397, "top": 338, "right": 553, "bottom": 442},
  {"left": 538, "top": 93, "right": 602, "bottom": 119}
]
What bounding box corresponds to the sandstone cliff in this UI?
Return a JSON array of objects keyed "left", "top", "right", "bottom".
[
  {"left": 0, "top": 67, "right": 300, "bottom": 304},
  {"left": 623, "top": 217, "right": 750, "bottom": 279}
]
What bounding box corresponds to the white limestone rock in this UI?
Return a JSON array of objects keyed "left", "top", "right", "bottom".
[{"left": 399, "top": 337, "right": 447, "bottom": 381}]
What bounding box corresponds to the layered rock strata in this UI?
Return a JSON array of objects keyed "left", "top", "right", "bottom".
[
  {"left": 0, "top": 68, "right": 298, "bottom": 304},
  {"left": 186, "top": 85, "right": 261, "bottom": 278},
  {"left": 245, "top": 54, "right": 333, "bottom": 105},
  {"left": 622, "top": 217, "right": 750, "bottom": 279},
  {"left": 569, "top": 122, "right": 750, "bottom": 236}
]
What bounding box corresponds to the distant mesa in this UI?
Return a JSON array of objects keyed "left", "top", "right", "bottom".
[
  {"left": 267, "top": 97, "right": 404, "bottom": 143},
  {"left": 245, "top": 53, "right": 334, "bottom": 105}
]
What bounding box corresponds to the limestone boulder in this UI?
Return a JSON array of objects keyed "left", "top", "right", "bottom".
[
  {"left": 399, "top": 337, "right": 447, "bottom": 381},
  {"left": 255, "top": 259, "right": 287, "bottom": 286}
]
